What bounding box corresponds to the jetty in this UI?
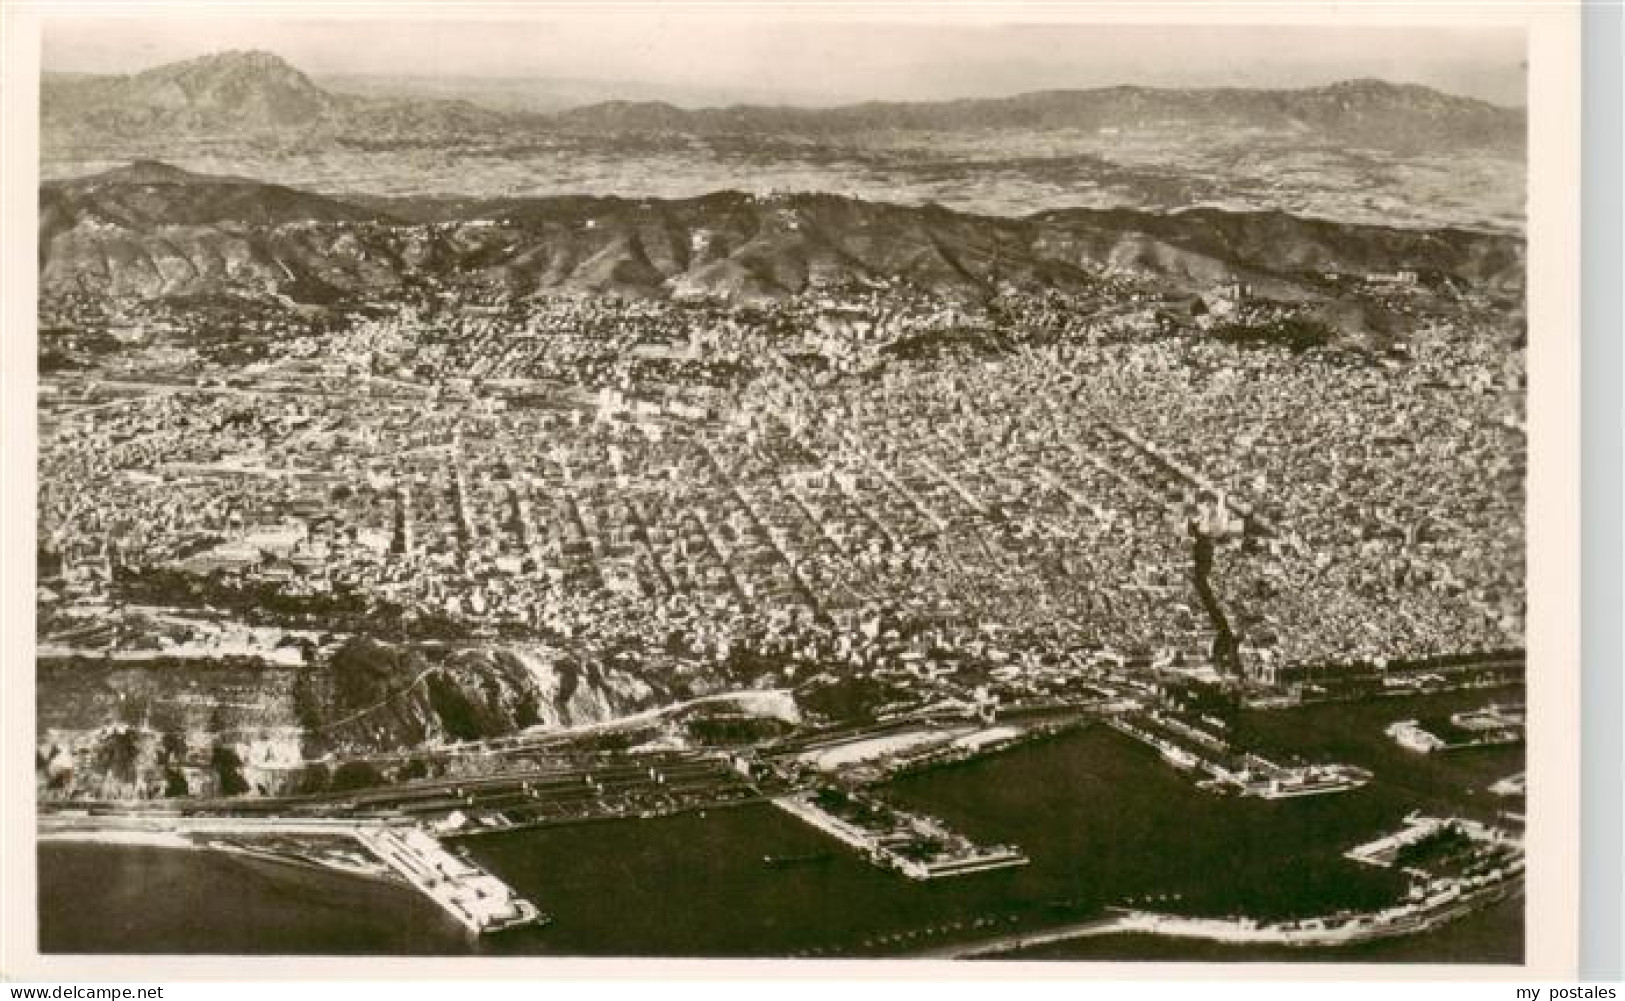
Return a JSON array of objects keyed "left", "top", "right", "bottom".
[
  {"left": 1343, "top": 812, "right": 1514, "bottom": 867},
  {"left": 354, "top": 825, "right": 546, "bottom": 935},
  {"left": 1107, "top": 714, "right": 1370, "bottom": 799},
  {"left": 929, "top": 867, "right": 1523, "bottom": 959},
  {"left": 770, "top": 790, "right": 1028, "bottom": 880},
  {"left": 39, "top": 811, "right": 545, "bottom": 937}
]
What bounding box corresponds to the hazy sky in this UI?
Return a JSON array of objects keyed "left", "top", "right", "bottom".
[{"left": 42, "top": 12, "right": 1528, "bottom": 108}]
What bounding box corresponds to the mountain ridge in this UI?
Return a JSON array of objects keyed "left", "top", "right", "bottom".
[
  {"left": 43, "top": 49, "right": 515, "bottom": 141},
  {"left": 39, "top": 161, "right": 1525, "bottom": 305},
  {"left": 42, "top": 49, "right": 1525, "bottom": 154}
]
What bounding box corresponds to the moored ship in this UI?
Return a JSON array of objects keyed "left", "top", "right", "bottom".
[{"left": 1246, "top": 764, "right": 1373, "bottom": 800}]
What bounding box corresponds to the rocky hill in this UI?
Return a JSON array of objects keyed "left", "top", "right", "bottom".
[
  {"left": 39, "top": 162, "right": 1526, "bottom": 304},
  {"left": 35, "top": 640, "right": 674, "bottom": 800},
  {"left": 42, "top": 49, "right": 511, "bottom": 144},
  {"left": 40, "top": 159, "right": 381, "bottom": 235}
]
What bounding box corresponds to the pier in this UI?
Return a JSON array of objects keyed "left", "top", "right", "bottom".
[
  {"left": 1107, "top": 714, "right": 1370, "bottom": 799},
  {"left": 771, "top": 790, "right": 1028, "bottom": 881},
  {"left": 354, "top": 826, "right": 546, "bottom": 935},
  {"left": 39, "top": 810, "right": 548, "bottom": 936},
  {"left": 1343, "top": 813, "right": 1512, "bottom": 868}
]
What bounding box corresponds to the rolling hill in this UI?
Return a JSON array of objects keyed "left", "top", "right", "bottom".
[{"left": 39, "top": 162, "right": 1524, "bottom": 305}]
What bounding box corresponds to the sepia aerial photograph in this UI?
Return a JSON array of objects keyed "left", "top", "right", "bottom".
[{"left": 29, "top": 7, "right": 1537, "bottom": 964}]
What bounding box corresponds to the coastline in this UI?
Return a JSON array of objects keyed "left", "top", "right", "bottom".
[
  {"left": 925, "top": 879, "right": 1524, "bottom": 959},
  {"left": 37, "top": 825, "right": 1521, "bottom": 960},
  {"left": 37, "top": 818, "right": 400, "bottom": 885},
  {"left": 34, "top": 697, "right": 1526, "bottom": 959},
  {"left": 37, "top": 828, "right": 196, "bottom": 850}
]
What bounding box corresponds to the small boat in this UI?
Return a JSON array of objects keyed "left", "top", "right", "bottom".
[{"left": 763, "top": 852, "right": 833, "bottom": 868}]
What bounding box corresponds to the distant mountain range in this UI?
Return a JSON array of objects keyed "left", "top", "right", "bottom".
[
  {"left": 42, "top": 50, "right": 511, "bottom": 143},
  {"left": 314, "top": 71, "right": 842, "bottom": 117},
  {"left": 39, "top": 161, "right": 1524, "bottom": 306},
  {"left": 549, "top": 78, "right": 1523, "bottom": 152},
  {"left": 43, "top": 49, "right": 1525, "bottom": 154}
]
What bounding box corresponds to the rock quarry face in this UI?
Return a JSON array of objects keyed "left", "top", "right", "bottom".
[
  {"left": 35, "top": 639, "right": 689, "bottom": 800},
  {"left": 502, "top": 646, "right": 660, "bottom": 729}
]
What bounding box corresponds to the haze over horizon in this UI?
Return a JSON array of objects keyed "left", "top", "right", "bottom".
[{"left": 43, "top": 16, "right": 1527, "bottom": 109}]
